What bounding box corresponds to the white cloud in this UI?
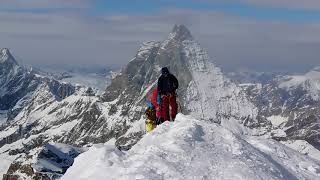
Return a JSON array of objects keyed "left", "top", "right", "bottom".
[
  {"left": 1, "top": 0, "right": 93, "bottom": 9},
  {"left": 0, "top": 9, "right": 319, "bottom": 72},
  {"left": 238, "top": 0, "right": 320, "bottom": 11}
]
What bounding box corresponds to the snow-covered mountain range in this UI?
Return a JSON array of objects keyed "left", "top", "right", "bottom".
[
  {"left": 33, "top": 65, "right": 113, "bottom": 91},
  {"left": 0, "top": 25, "right": 319, "bottom": 179},
  {"left": 227, "top": 69, "right": 279, "bottom": 85},
  {"left": 241, "top": 67, "right": 320, "bottom": 151}
]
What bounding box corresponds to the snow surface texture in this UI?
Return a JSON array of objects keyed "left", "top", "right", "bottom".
[
  {"left": 62, "top": 114, "right": 320, "bottom": 180},
  {"left": 281, "top": 140, "right": 320, "bottom": 162},
  {"left": 267, "top": 115, "right": 289, "bottom": 128}
]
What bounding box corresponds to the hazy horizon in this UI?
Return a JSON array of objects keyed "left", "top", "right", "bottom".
[{"left": 1, "top": 0, "right": 320, "bottom": 73}]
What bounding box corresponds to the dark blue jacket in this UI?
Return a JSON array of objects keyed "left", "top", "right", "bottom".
[{"left": 157, "top": 73, "right": 179, "bottom": 95}]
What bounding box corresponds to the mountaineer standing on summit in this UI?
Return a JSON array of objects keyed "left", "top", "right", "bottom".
[{"left": 157, "top": 67, "right": 179, "bottom": 122}]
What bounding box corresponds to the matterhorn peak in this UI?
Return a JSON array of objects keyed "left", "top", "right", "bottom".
[
  {"left": 0, "top": 48, "right": 18, "bottom": 65},
  {"left": 170, "top": 24, "right": 193, "bottom": 41},
  {"left": 0, "top": 48, "right": 9, "bottom": 53}
]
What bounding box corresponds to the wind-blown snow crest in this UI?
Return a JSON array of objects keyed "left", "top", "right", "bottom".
[{"left": 62, "top": 114, "right": 320, "bottom": 180}]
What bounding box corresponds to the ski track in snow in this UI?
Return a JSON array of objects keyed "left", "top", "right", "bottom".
[{"left": 62, "top": 114, "right": 320, "bottom": 180}]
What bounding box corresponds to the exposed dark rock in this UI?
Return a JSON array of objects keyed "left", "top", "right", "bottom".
[{"left": 3, "top": 163, "right": 50, "bottom": 180}]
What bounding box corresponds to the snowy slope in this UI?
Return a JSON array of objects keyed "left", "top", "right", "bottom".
[
  {"left": 62, "top": 114, "right": 320, "bottom": 180},
  {"left": 182, "top": 39, "right": 258, "bottom": 124},
  {"left": 279, "top": 67, "right": 320, "bottom": 100},
  {"left": 240, "top": 66, "right": 320, "bottom": 150},
  {"left": 281, "top": 140, "right": 320, "bottom": 162}
]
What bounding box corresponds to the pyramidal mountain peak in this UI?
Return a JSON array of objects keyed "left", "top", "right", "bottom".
[
  {"left": 0, "top": 48, "right": 10, "bottom": 58},
  {"left": 0, "top": 48, "right": 18, "bottom": 66},
  {"left": 169, "top": 24, "right": 193, "bottom": 42},
  {"left": 102, "top": 24, "right": 258, "bottom": 128}
]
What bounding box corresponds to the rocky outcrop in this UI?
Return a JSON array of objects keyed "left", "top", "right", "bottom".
[
  {"left": 0, "top": 48, "right": 40, "bottom": 111},
  {"left": 3, "top": 163, "right": 50, "bottom": 180},
  {"left": 3, "top": 143, "right": 81, "bottom": 179}
]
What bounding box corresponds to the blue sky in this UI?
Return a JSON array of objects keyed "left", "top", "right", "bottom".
[
  {"left": 0, "top": 0, "right": 320, "bottom": 72},
  {"left": 2, "top": 0, "right": 320, "bottom": 22},
  {"left": 93, "top": 0, "right": 320, "bottom": 22}
]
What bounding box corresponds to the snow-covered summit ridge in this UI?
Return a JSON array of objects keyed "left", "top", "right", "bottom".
[{"left": 62, "top": 114, "right": 320, "bottom": 180}]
